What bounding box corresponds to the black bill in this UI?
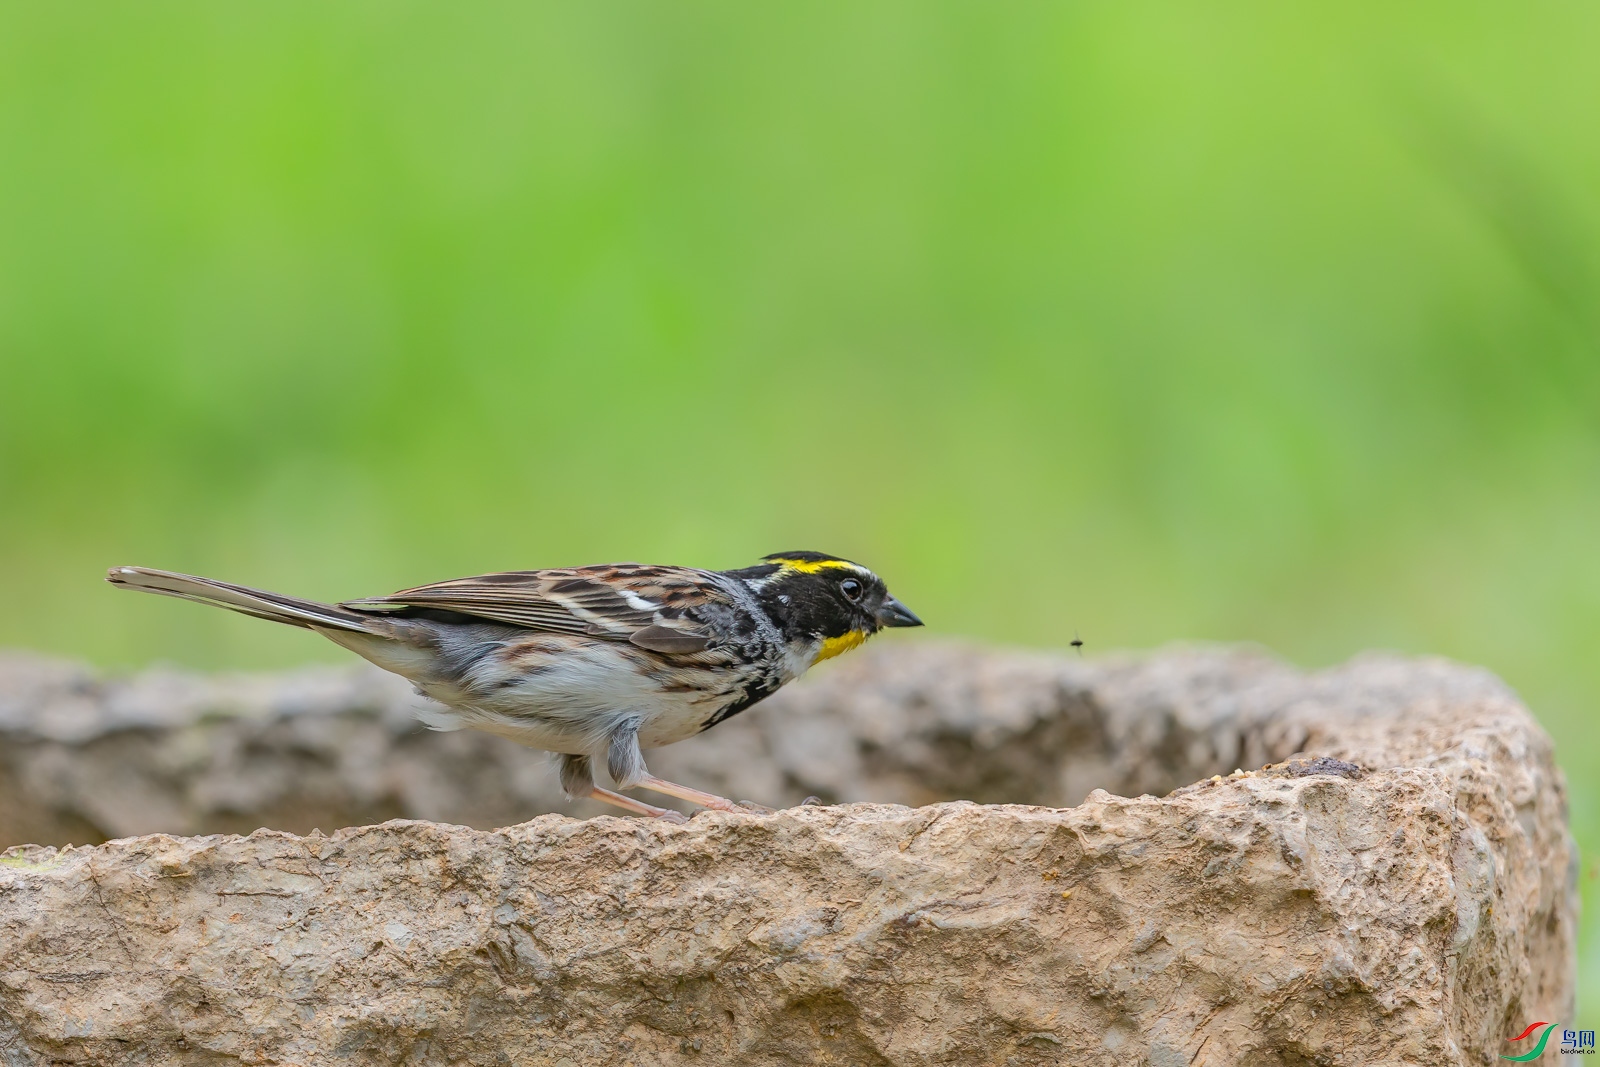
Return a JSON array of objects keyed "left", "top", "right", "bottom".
[{"left": 877, "top": 597, "right": 924, "bottom": 628}]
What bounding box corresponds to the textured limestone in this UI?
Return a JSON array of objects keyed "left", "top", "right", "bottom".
[
  {"left": 0, "top": 643, "right": 1576, "bottom": 1065},
  {"left": 0, "top": 643, "right": 1462, "bottom": 841}
]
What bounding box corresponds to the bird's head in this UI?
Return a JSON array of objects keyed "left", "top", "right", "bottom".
[{"left": 735, "top": 550, "right": 922, "bottom": 664}]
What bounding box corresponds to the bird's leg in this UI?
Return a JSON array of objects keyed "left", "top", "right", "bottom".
[
  {"left": 633, "top": 775, "right": 760, "bottom": 812},
  {"left": 559, "top": 752, "right": 686, "bottom": 823},
  {"left": 605, "top": 721, "right": 745, "bottom": 813},
  {"left": 589, "top": 785, "right": 690, "bottom": 821},
  {"left": 558, "top": 751, "right": 594, "bottom": 799}
]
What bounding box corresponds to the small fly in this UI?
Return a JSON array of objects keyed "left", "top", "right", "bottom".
[{"left": 1070, "top": 631, "right": 1084, "bottom": 656}]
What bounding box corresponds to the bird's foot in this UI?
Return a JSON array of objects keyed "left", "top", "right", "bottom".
[
  {"left": 634, "top": 775, "right": 753, "bottom": 814},
  {"left": 588, "top": 785, "right": 688, "bottom": 823}
]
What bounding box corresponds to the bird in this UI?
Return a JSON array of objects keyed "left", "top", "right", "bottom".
[{"left": 107, "top": 551, "right": 922, "bottom": 822}]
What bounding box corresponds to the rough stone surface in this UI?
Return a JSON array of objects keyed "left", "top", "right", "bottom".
[{"left": 0, "top": 643, "right": 1576, "bottom": 1065}]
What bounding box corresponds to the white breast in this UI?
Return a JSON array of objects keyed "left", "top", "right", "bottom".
[{"left": 418, "top": 639, "right": 726, "bottom": 756}]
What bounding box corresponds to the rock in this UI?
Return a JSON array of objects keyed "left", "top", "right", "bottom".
[{"left": 0, "top": 643, "right": 1575, "bottom": 1065}]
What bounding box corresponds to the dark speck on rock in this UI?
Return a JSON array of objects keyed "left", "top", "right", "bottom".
[{"left": 1276, "top": 756, "right": 1365, "bottom": 780}]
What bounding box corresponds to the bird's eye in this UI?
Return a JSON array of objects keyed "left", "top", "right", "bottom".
[{"left": 840, "top": 578, "right": 863, "bottom": 602}]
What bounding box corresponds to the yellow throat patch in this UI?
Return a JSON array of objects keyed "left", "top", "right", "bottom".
[{"left": 816, "top": 629, "right": 869, "bottom": 663}]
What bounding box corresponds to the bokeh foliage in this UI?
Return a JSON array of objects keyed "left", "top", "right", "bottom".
[{"left": 3, "top": 1, "right": 1598, "bottom": 1017}]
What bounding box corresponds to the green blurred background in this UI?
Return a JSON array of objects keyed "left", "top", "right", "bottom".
[{"left": 2, "top": 1, "right": 1597, "bottom": 1017}]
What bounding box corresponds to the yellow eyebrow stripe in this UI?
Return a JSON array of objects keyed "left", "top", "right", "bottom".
[
  {"left": 770, "top": 557, "right": 858, "bottom": 575},
  {"left": 815, "top": 630, "right": 868, "bottom": 663}
]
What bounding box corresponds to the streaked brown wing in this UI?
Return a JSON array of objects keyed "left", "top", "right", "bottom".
[{"left": 340, "top": 564, "right": 721, "bottom": 652}]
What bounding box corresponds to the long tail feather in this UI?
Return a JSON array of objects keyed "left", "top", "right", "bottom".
[{"left": 105, "top": 566, "right": 375, "bottom": 633}]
